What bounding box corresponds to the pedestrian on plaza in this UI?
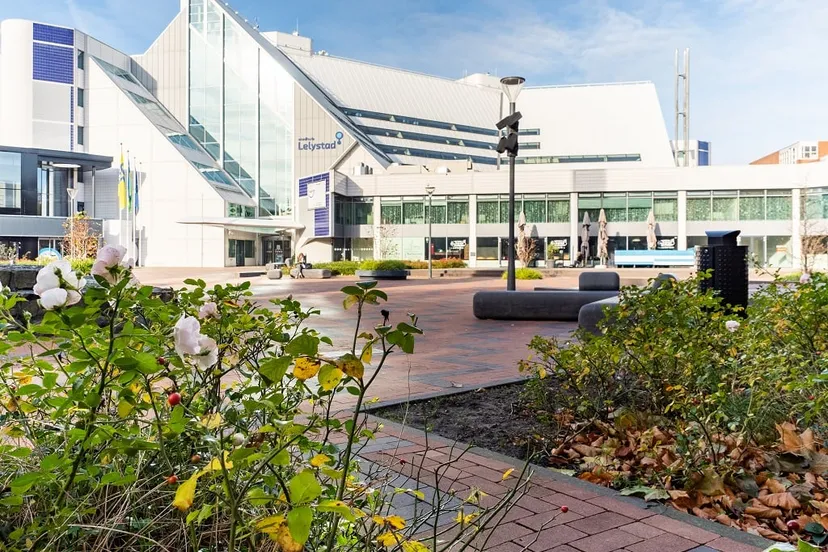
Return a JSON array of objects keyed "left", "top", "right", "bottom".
[{"left": 297, "top": 252, "right": 306, "bottom": 278}]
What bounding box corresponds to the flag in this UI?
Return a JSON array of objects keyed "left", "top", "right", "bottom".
[
  {"left": 117, "top": 149, "right": 127, "bottom": 210},
  {"left": 134, "top": 164, "right": 140, "bottom": 214},
  {"left": 127, "top": 155, "right": 133, "bottom": 211}
]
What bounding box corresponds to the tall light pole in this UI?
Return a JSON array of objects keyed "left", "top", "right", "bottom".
[
  {"left": 426, "top": 184, "right": 435, "bottom": 279},
  {"left": 497, "top": 76, "right": 525, "bottom": 291},
  {"left": 67, "top": 187, "right": 78, "bottom": 258}
]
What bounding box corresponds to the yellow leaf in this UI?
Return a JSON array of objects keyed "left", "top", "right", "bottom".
[
  {"left": 337, "top": 354, "right": 364, "bottom": 379},
  {"left": 310, "top": 454, "right": 331, "bottom": 467},
  {"left": 538, "top": 367, "right": 547, "bottom": 379},
  {"left": 276, "top": 521, "right": 304, "bottom": 552},
  {"left": 293, "top": 357, "right": 321, "bottom": 381},
  {"left": 376, "top": 532, "right": 400, "bottom": 547},
  {"left": 13, "top": 373, "right": 32, "bottom": 385},
  {"left": 385, "top": 515, "right": 406, "bottom": 530},
  {"left": 172, "top": 474, "right": 199, "bottom": 512},
  {"left": 200, "top": 413, "right": 222, "bottom": 429},
  {"left": 501, "top": 468, "right": 515, "bottom": 480},
  {"left": 401, "top": 541, "right": 430, "bottom": 552},
  {"left": 317, "top": 365, "right": 343, "bottom": 391},
  {"left": 201, "top": 452, "right": 234, "bottom": 474},
  {"left": 360, "top": 344, "right": 373, "bottom": 365},
  {"left": 454, "top": 510, "right": 479, "bottom": 525},
  {"left": 256, "top": 515, "right": 285, "bottom": 534}
]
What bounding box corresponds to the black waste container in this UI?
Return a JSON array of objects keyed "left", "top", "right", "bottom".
[{"left": 695, "top": 230, "right": 748, "bottom": 314}]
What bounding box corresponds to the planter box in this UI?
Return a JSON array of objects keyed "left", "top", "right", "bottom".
[{"left": 355, "top": 269, "right": 408, "bottom": 280}]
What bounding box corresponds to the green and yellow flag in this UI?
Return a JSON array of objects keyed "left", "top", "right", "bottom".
[{"left": 117, "top": 149, "right": 127, "bottom": 211}]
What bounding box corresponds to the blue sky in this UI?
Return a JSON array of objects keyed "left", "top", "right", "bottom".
[{"left": 3, "top": 0, "right": 827, "bottom": 164}]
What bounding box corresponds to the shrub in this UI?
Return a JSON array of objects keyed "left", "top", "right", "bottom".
[
  {"left": 359, "top": 259, "right": 407, "bottom": 271},
  {"left": 312, "top": 260, "right": 360, "bottom": 275},
  {"left": 404, "top": 259, "right": 466, "bottom": 269},
  {"left": 13, "top": 257, "right": 94, "bottom": 274},
  {"left": 502, "top": 268, "right": 543, "bottom": 280},
  {"left": 0, "top": 261, "right": 526, "bottom": 550}
]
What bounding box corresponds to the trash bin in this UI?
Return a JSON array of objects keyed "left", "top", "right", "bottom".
[{"left": 695, "top": 230, "right": 748, "bottom": 314}]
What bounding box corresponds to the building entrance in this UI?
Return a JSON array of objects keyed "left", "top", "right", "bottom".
[{"left": 263, "top": 236, "right": 291, "bottom": 265}]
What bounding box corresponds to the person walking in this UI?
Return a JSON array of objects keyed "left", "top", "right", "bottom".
[{"left": 297, "top": 252, "right": 306, "bottom": 278}]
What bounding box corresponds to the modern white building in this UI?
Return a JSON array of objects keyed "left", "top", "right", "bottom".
[
  {"left": 0, "top": 0, "right": 826, "bottom": 268},
  {"left": 670, "top": 140, "right": 711, "bottom": 167}
]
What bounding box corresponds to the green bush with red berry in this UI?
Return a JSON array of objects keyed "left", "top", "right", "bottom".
[{"left": 0, "top": 259, "right": 528, "bottom": 551}]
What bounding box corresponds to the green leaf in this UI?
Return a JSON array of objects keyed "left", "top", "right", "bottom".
[
  {"left": 230, "top": 447, "right": 256, "bottom": 463},
  {"left": 117, "top": 400, "right": 133, "bottom": 419},
  {"left": 356, "top": 280, "right": 377, "bottom": 290},
  {"left": 112, "top": 356, "right": 138, "bottom": 368},
  {"left": 40, "top": 454, "right": 62, "bottom": 471},
  {"left": 168, "top": 405, "right": 186, "bottom": 434},
  {"left": 343, "top": 294, "right": 359, "bottom": 310},
  {"left": 366, "top": 289, "right": 388, "bottom": 302},
  {"left": 318, "top": 499, "right": 356, "bottom": 521},
  {"left": 396, "top": 321, "right": 422, "bottom": 335},
  {"left": 799, "top": 539, "right": 822, "bottom": 552},
  {"left": 288, "top": 470, "right": 322, "bottom": 504},
  {"left": 341, "top": 285, "right": 364, "bottom": 297},
  {"left": 259, "top": 356, "right": 292, "bottom": 384},
  {"left": 346, "top": 386, "right": 361, "bottom": 396},
  {"left": 318, "top": 364, "right": 344, "bottom": 391},
  {"left": 135, "top": 352, "right": 163, "bottom": 375},
  {"left": 287, "top": 506, "right": 313, "bottom": 545},
  {"left": 0, "top": 495, "right": 23, "bottom": 507},
  {"left": 247, "top": 488, "right": 273, "bottom": 507},
  {"left": 400, "top": 334, "right": 415, "bottom": 354},
  {"left": 805, "top": 522, "right": 825, "bottom": 535},
  {"left": 10, "top": 472, "right": 42, "bottom": 494},
  {"left": 271, "top": 448, "right": 290, "bottom": 466},
  {"left": 285, "top": 334, "right": 319, "bottom": 358}
]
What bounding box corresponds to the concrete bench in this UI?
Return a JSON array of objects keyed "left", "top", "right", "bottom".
[
  {"left": 578, "top": 273, "right": 678, "bottom": 334},
  {"left": 289, "top": 268, "right": 332, "bottom": 279},
  {"left": 473, "top": 290, "right": 618, "bottom": 321},
  {"left": 266, "top": 270, "right": 283, "bottom": 280}
]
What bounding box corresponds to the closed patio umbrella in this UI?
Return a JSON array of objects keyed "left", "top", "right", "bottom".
[
  {"left": 597, "top": 208, "right": 609, "bottom": 265},
  {"left": 580, "top": 211, "right": 591, "bottom": 265},
  {"left": 646, "top": 209, "right": 657, "bottom": 250},
  {"left": 516, "top": 211, "right": 529, "bottom": 267}
]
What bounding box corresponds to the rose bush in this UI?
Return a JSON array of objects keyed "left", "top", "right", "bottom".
[{"left": 0, "top": 256, "right": 526, "bottom": 551}]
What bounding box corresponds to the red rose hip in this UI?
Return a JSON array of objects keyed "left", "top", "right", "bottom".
[
  {"left": 560, "top": 506, "right": 569, "bottom": 513},
  {"left": 786, "top": 520, "right": 800, "bottom": 532},
  {"left": 167, "top": 392, "right": 181, "bottom": 406},
  {"left": 166, "top": 474, "right": 178, "bottom": 484}
]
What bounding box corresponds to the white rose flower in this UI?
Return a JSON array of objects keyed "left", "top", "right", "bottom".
[
  {"left": 725, "top": 320, "right": 740, "bottom": 333},
  {"left": 40, "top": 288, "right": 69, "bottom": 310},
  {"left": 174, "top": 316, "right": 203, "bottom": 356},
  {"left": 800, "top": 273, "right": 812, "bottom": 285},
  {"left": 96, "top": 245, "right": 127, "bottom": 267},
  {"left": 91, "top": 259, "right": 115, "bottom": 284},
  {"left": 196, "top": 336, "right": 218, "bottom": 369},
  {"left": 198, "top": 302, "right": 219, "bottom": 319}
]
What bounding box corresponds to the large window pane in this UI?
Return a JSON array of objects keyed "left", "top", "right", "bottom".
[
  {"left": 654, "top": 198, "right": 677, "bottom": 221},
  {"left": 687, "top": 198, "right": 711, "bottom": 221},
  {"left": 577, "top": 194, "right": 600, "bottom": 224},
  {"left": 628, "top": 194, "right": 652, "bottom": 222},
  {"left": 602, "top": 193, "right": 626, "bottom": 222},
  {"left": 381, "top": 204, "right": 402, "bottom": 225},
  {"left": 476, "top": 237, "right": 498, "bottom": 260},
  {"left": 547, "top": 200, "right": 569, "bottom": 223},
  {"left": 766, "top": 196, "right": 791, "bottom": 220},
  {"left": 0, "top": 152, "right": 22, "bottom": 211},
  {"left": 523, "top": 199, "right": 546, "bottom": 223},
  {"left": 712, "top": 197, "right": 737, "bottom": 221},
  {"left": 477, "top": 199, "right": 498, "bottom": 224},
  {"left": 739, "top": 196, "right": 764, "bottom": 220},
  {"left": 353, "top": 200, "right": 373, "bottom": 225},
  {"left": 447, "top": 199, "right": 468, "bottom": 224},
  {"left": 259, "top": 53, "right": 294, "bottom": 216},
  {"left": 403, "top": 201, "right": 424, "bottom": 224}
]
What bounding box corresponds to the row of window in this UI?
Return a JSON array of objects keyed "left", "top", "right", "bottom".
[
  {"left": 377, "top": 144, "right": 644, "bottom": 166},
  {"left": 517, "top": 153, "right": 641, "bottom": 164},
  {"left": 228, "top": 239, "right": 254, "bottom": 258},
  {"left": 359, "top": 125, "right": 540, "bottom": 152},
  {"left": 332, "top": 190, "right": 822, "bottom": 226}
]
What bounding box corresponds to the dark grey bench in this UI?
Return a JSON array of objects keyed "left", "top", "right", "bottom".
[
  {"left": 578, "top": 273, "right": 677, "bottom": 334},
  {"left": 289, "top": 268, "right": 332, "bottom": 279},
  {"left": 473, "top": 290, "right": 618, "bottom": 321}
]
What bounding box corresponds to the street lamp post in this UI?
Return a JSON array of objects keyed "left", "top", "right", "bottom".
[
  {"left": 67, "top": 187, "right": 79, "bottom": 258},
  {"left": 498, "top": 76, "right": 526, "bottom": 291},
  {"left": 425, "top": 184, "right": 435, "bottom": 279}
]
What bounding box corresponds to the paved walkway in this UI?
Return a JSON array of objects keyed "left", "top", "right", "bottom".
[{"left": 134, "top": 272, "right": 772, "bottom": 551}]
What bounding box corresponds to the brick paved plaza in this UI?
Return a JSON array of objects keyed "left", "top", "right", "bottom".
[{"left": 134, "top": 270, "right": 771, "bottom": 551}]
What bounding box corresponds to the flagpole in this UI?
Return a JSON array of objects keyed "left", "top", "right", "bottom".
[
  {"left": 131, "top": 156, "right": 137, "bottom": 263},
  {"left": 118, "top": 143, "right": 124, "bottom": 250}
]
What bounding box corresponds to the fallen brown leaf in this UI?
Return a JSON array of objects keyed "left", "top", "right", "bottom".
[
  {"left": 776, "top": 422, "right": 803, "bottom": 453},
  {"left": 755, "top": 526, "right": 790, "bottom": 542},
  {"left": 745, "top": 505, "right": 783, "bottom": 519},
  {"left": 802, "top": 428, "right": 816, "bottom": 452},
  {"left": 758, "top": 492, "right": 801, "bottom": 510},
  {"left": 765, "top": 479, "right": 788, "bottom": 494},
  {"left": 811, "top": 501, "right": 828, "bottom": 514},
  {"left": 572, "top": 444, "right": 602, "bottom": 457},
  {"left": 716, "top": 514, "right": 733, "bottom": 526}
]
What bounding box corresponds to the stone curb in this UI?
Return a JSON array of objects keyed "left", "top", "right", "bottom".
[{"left": 365, "top": 414, "right": 773, "bottom": 551}]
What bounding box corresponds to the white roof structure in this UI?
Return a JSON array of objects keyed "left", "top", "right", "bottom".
[{"left": 286, "top": 49, "right": 676, "bottom": 169}]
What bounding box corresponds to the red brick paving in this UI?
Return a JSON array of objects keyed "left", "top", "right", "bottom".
[{"left": 132, "top": 273, "right": 771, "bottom": 552}]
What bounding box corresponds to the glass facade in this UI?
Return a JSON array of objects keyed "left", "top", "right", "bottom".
[
  {"left": 381, "top": 196, "right": 468, "bottom": 225},
  {"left": 688, "top": 190, "right": 793, "bottom": 221},
  {"left": 0, "top": 152, "right": 22, "bottom": 211},
  {"left": 578, "top": 192, "right": 677, "bottom": 223},
  {"left": 188, "top": 0, "right": 294, "bottom": 216},
  {"left": 478, "top": 194, "right": 569, "bottom": 224}
]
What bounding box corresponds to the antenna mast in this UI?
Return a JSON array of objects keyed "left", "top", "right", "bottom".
[{"left": 674, "top": 48, "right": 690, "bottom": 167}]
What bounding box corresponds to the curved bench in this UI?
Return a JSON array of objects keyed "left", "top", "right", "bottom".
[
  {"left": 473, "top": 290, "right": 618, "bottom": 321},
  {"left": 289, "top": 268, "right": 332, "bottom": 279},
  {"left": 578, "top": 273, "right": 678, "bottom": 334},
  {"left": 266, "top": 269, "right": 283, "bottom": 280}
]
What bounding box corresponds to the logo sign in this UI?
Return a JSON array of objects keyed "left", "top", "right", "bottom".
[
  {"left": 449, "top": 239, "right": 467, "bottom": 250},
  {"left": 297, "top": 131, "right": 344, "bottom": 152},
  {"left": 38, "top": 247, "right": 62, "bottom": 260},
  {"left": 307, "top": 181, "right": 327, "bottom": 210},
  {"left": 657, "top": 237, "right": 677, "bottom": 250},
  {"left": 549, "top": 238, "right": 569, "bottom": 250}
]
